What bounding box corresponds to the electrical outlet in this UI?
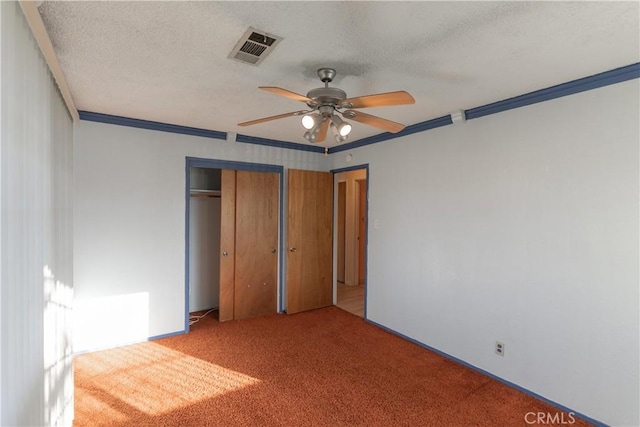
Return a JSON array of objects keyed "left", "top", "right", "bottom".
[{"left": 495, "top": 341, "right": 505, "bottom": 356}]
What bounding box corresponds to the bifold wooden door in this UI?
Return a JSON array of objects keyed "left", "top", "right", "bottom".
[
  {"left": 287, "top": 169, "right": 333, "bottom": 314},
  {"left": 219, "top": 170, "right": 278, "bottom": 321}
]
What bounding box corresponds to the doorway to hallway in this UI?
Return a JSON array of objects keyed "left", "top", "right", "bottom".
[{"left": 334, "top": 166, "right": 368, "bottom": 318}]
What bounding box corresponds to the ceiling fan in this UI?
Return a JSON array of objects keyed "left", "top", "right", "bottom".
[{"left": 238, "top": 67, "right": 415, "bottom": 144}]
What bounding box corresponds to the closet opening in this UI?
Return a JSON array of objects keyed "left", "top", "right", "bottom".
[
  {"left": 185, "top": 157, "right": 285, "bottom": 332},
  {"left": 188, "top": 167, "right": 222, "bottom": 323}
]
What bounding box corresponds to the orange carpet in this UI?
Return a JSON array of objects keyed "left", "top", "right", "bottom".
[{"left": 73, "top": 306, "right": 591, "bottom": 426}]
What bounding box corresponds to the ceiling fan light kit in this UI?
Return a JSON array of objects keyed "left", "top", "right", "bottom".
[
  {"left": 330, "top": 115, "right": 351, "bottom": 137},
  {"left": 303, "top": 125, "right": 320, "bottom": 143},
  {"left": 301, "top": 113, "right": 318, "bottom": 130},
  {"left": 238, "top": 67, "right": 415, "bottom": 144}
]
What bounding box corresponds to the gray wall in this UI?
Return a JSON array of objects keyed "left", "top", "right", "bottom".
[
  {"left": 73, "top": 78, "right": 639, "bottom": 425},
  {"left": 73, "top": 120, "right": 326, "bottom": 352},
  {"left": 1, "top": 2, "right": 74, "bottom": 425},
  {"left": 331, "top": 80, "right": 639, "bottom": 426}
]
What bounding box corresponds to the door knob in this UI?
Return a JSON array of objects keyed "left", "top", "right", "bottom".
[
  {"left": 289, "top": 247, "right": 297, "bottom": 252},
  {"left": 271, "top": 248, "right": 277, "bottom": 254},
  {"left": 222, "top": 251, "right": 228, "bottom": 257}
]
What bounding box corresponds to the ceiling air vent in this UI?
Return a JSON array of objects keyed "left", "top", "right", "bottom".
[{"left": 229, "top": 27, "right": 282, "bottom": 66}]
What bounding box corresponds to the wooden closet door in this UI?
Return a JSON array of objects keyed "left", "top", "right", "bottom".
[
  {"left": 287, "top": 169, "right": 333, "bottom": 314},
  {"left": 234, "top": 170, "right": 279, "bottom": 320}
]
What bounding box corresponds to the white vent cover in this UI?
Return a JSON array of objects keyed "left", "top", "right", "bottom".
[{"left": 229, "top": 27, "right": 282, "bottom": 66}]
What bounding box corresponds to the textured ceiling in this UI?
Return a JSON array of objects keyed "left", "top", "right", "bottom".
[{"left": 38, "top": 1, "right": 639, "bottom": 146}]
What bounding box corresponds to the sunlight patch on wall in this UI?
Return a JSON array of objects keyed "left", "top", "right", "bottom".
[
  {"left": 74, "top": 342, "right": 261, "bottom": 416},
  {"left": 74, "top": 292, "right": 149, "bottom": 353},
  {"left": 43, "top": 266, "right": 74, "bottom": 426}
]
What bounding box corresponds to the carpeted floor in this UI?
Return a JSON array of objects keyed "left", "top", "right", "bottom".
[{"left": 74, "top": 306, "right": 591, "bottom": 426}]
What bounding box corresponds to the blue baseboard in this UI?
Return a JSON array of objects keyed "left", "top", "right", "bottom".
[
  {"left": 148, "top": 329, "right": 187, "bottom": 341},
  {"left": 365, "top": 318, "right": 607, "bottom": 427}
]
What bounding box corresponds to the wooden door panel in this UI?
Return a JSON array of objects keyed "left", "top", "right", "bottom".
[
  {"left": 219, "top": 170, "right": 236, "bottom": 322},
  {"left": 287, "top": 172, "right": 304, "bottom": 313},
  {"left": 287, "top": 169, "right": 333, "bottom": 314},
  {"left": 234, "top": 171, "right": 278, "bottom": 320},
  {"left": 337, "top": 182, "right": 346, "bottom": 283}
]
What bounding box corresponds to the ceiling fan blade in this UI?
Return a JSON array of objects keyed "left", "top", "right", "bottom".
[
  {"left": 238, "top": 110, "right": 306, "bottom": 127},
  {"left": 259, "top": 87, "right": 312, "bottom": 103},
  {"left": 315, "top": 117, "right": 330, "bottom": 143},
  {"left": 343, "top": 110, "right": 406, "bottom": 133},
  {"left": 340, "top": 91, "right": 415, "bottom": 109}
]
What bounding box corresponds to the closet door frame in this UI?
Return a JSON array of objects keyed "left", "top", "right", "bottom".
[{"left": 184, "top": 157, "right": 284, "bottom": 332}]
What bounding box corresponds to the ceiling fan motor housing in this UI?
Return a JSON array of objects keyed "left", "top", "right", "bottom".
[{"left": 306, "top": 87, "right": 347, "bottom": 110}]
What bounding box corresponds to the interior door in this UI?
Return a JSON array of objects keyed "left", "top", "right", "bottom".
[
  {"left": 337, "top": 181, "right": 346, "bottom": 283},
  {"left": 287, "top": 169, "right": 333, "bottom": 314},
  {"left": 234, "top": 170, "right": 279, "bottom": 320},
  {"left": 219, "top": 170, "right": 278, "bottom": 321}
]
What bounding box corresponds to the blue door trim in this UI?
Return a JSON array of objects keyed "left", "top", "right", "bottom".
[{"left": 185, "top": 157, "right": 285, "bottom": 332}]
